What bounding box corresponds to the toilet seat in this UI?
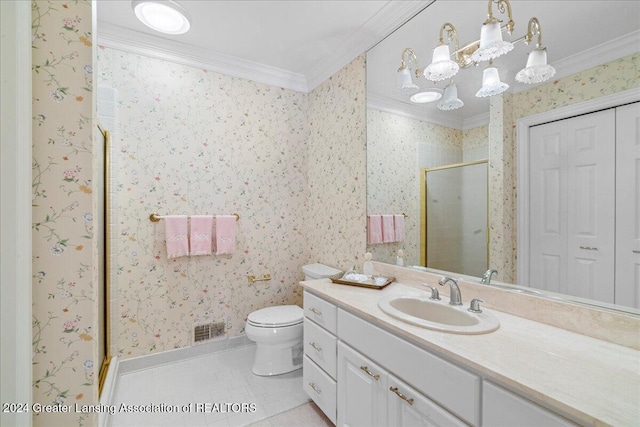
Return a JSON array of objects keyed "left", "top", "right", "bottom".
[{"left": 247, "top": 305, "right": 303, "bottom": 327}]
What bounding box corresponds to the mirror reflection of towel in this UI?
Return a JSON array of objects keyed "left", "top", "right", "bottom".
[
  {"left": 382, "top": 215, "right": 395, "bottom": 243},
  {"left": 367, "top": 215, "right": 382, "bottom": 244},
  {"left": 394, "top": 214, "right": 405, "bottom": 242}
]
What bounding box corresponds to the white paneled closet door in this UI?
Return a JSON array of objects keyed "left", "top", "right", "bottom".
[
  {"left": 615, "top": 102, "right": 640, "bottom": 308},
  {"left": 565, "top": 110, "right": 616, "bottom": 303},
  {"left": 529, "top": 109, "right": 615, "bottom": 302},
  {"left": 529, "top": 120, "right": 568, "bottom": 294}
]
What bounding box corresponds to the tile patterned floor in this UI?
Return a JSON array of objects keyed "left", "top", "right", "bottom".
[{"left": 110, "top": 345, "right": 328, "bottom": 427}]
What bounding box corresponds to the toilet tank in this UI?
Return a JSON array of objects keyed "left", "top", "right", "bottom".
[{"left": 302, "top": 263, "right": 341, "bottom": 281}]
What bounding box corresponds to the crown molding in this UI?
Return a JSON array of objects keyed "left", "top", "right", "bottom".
[
  {"left": 512, "top": 29, "right": 640, "bottom": 94},
  {"left": 305, "top": 1, "right": 431, "bottom": 91},
  {"left": 367, "top": 92, "right": 464, "bottom": 130},
  {"left": 97, "top": 1, "right": 429, "bottom": 94},
  {"left": 462, "top": 113, "right": 489, "bottom": 130},
  {"left": 97, "top": 22, "right": 309, "bottom": 93}
]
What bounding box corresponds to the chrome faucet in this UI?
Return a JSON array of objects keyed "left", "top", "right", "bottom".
[
  {"left": 481, "top": 269, "right": 498, "bottom": 285},
  {"left": 438, "top": 277, "right": 462, "bottom": 306}
]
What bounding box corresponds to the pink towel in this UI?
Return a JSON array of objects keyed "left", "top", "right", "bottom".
[
  {"left": 214, "top": 215, "right": 237, "bottom": 255},
  {"left": 367, "top": 215, "right": 382, "bottom": 244},
  {"left": 394, "top": 214, "right": 405, "bottom": 242},
  {"left": 189, "top": 215, "right": 213, "bottom": 255},
  {"left": 382, "top": 215, "right": 395, "bottom": 243},
  {"left": 165, "top": 215, "right": 189, "bottom": 258}
]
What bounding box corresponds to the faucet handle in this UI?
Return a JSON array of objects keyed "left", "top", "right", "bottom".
[
  {"left": 468, "top": 298, "right": 485, "bottom": 313},
  {"left": 422, "top": 284, "right": 441, "bottom": 301}
]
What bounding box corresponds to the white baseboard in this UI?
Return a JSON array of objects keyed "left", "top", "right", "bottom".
[{"left": 118, "top": 335, "right": 254, "bottom": 375}]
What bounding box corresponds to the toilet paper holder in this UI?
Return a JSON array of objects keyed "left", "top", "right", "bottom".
[{"left": 248, "top": 274, "right": 271, "bottom": 283}]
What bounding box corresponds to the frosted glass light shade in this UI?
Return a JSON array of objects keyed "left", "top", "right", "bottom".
[
  {"left": 424, "top": 44, "right": 459, "bottom": 82},
  {"left": 515, "top": 48, "right": 556, "bottom": 84},
  {"left": 471, "top": 21, "right": 513, "bottom": 62},
  {"left": 396, "top": 68, "right": 420, "bottom": 96},
  {"left": 437, "top": 84, "right": 464, "bottom": 110},
  {"left": 475, "top": 66, "right": 509, "bottom": 97},
  {"left": 410, "top": 88, "right": 443, "bottom": 103},
  {"left": 132, "top": 0, "right": 191, "bottom": 34}
]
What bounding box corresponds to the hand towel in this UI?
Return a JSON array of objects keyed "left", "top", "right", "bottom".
[
  {"left": 394, "top": 214, "right": 405, "bottom": 242},
  {"left": 165, "top": 215, "right": 189, "bottom": 258},
  {"left": 382, "top": 215, "right": 396, "bottom": 243},
  {"left": 367, "top": 215, "right": 382, "bottom": 244},
  {"left": 189, "top": 215, "right": 213, "bottom": 256},
  {"left": 215, "top": 215, "right": 237, "bottom": 255}
]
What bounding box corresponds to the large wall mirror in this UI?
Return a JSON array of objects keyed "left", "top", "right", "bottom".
[{"left": 366, "top": 0, "right": 640, "bottom": 314}]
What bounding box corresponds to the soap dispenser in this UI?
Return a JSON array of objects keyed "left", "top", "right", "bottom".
[
  {"left": 363, "top": 252, "right": 374, "bottom": 277},
  {"left": 396, "top": 249, "right": 404, "bottom": 266}
]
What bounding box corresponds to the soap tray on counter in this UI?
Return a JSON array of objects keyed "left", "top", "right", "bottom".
[{"left": 329, "top": 273, "right": 395, "bottom": 290}]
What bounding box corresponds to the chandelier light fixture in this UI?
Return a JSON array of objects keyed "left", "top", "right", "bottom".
[{"left": 396, "top": 0, "right": 556, "bottom": 111}]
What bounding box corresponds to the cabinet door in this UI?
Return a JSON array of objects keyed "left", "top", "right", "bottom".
[
  {"left": 615, "top": 102, "right": 640, "bottom": 309},
  {"left": 483, "top": 382, "right": 576, "bottom": 427},
  {"left": 387, "top": 374, "right": 467, "bottom": 427},
  {"left": 337, "top": 342, "right": 387, "bottom": 427}
]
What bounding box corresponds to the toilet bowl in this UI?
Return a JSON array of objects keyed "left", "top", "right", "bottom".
[
  {"left": 245, "top": 305, "right": 304, "bottom": 376},
  {"left": 245, "top": 263, "right": 342, "bottom": 376}
]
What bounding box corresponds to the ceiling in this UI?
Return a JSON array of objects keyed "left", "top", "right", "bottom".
[
  {"left": 97, "top": 0, "right": 639, "bottom": 128},
  {"left": 96, "top": 0, "right": 427, "bottom": 92}
]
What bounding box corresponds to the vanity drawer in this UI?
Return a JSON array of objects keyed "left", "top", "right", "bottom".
[
  {"left": 304, "top": 319, "right": 337, "bottom": 379},
  {"left": 303, "top": 355, "right": 337, "bottom": 424},
  {"left": 338, "top": 309, "right": 480, "bottom": 426},
  {"left": 304, "top": 291, "right": 337, "bottom": 334}
]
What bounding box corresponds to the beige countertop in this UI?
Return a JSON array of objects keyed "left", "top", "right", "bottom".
[{"left": 300, "top": 278, "right": 640, "bottom": 427}]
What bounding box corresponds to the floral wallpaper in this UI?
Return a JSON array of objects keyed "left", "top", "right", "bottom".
[
  {"left": 306, "top": 54, "right": 367, "bottom": 271},
  {"left": 97, "top": 47, "right": 311, "bottom": 358},
  {"left": 31, "top": 1, "right": 98, "bottom": 426}
]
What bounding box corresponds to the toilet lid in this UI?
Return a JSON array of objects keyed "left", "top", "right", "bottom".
[{"left": 248, "top": 305, "right": 303, "bottom": 327}]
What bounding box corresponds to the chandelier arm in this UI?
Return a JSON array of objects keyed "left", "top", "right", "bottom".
[
  {"left": 524, "top": 17, "right": 543, "bottom": 47},
  {"left": 487, "top": 0, "right": 515, "bottom": 34},
  {"left": 399, "top": 47, "right": 419, "bottom": 71}
]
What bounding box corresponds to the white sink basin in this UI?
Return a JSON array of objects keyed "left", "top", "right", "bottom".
[{"left": 378, "top": 294, "right": 500, "bottom": 334}]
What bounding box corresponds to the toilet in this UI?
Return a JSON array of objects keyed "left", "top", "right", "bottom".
[{"left": 245, "top": 263, "right": 341, "bottom": 376}]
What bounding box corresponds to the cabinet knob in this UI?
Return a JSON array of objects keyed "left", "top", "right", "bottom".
[
  {"left": 309, "top": 342, "right": 322, "bottom": 353},
  {"left": 309, "top": 307, "right": 322, "bottom": 316},
  {"left": 389, "top": 386, "right": 414, "bottom": 405},
  {"left": 360, "top": 365, "right": 380, "bottom": 380}
]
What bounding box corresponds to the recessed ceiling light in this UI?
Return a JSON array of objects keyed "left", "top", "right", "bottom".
[
  {"left": 409, "top": 88, "right": 443, "bottom": 104},
  {"left": 132, "top": 0, "right": 191, "bottom": 35}
]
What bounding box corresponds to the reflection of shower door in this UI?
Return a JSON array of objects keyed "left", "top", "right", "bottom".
[{"left": 421, "top": 160, "right": 489, "bottom": 277}]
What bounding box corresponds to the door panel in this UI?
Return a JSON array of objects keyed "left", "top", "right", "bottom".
[
  {"left": 529, "top": 121, "right": 567, "bottom": 293},
  {"left": 566, "top": 110, "right": 615, "bottom": 303},
  {"left": 615, "top": 102, "right": 640, "bottom": 308}
]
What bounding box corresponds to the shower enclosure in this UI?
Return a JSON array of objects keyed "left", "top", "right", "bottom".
[{"left": 421, "top": 160, "right": 488, "bottom": 277}]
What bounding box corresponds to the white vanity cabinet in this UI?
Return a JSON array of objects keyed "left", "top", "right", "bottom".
[
  {"left": 337, "top": 341, "right": 388, "bottom": 426},
  {"left": 304, "top": 290, "right": 579, "bottom": 427},
  {"left": 338, "top": 340, "right": 467, "bottom": 427},
  {"left": 303, "top": 291, "right": 338, "bottom": 424},
  {"left": 482, "top": 382, "right": 577, "bottom": 427},
  {"left": 387, "top": 374, "right": 468, "bottom": 427}
]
